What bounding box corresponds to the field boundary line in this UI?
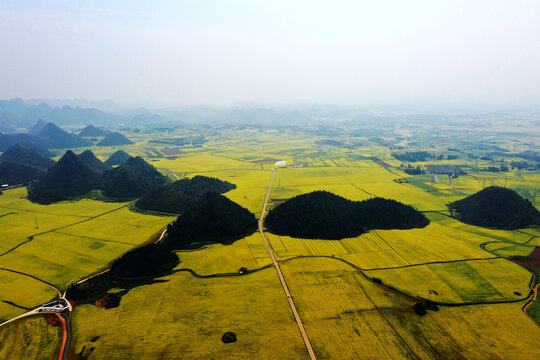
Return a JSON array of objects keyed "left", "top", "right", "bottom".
[
  {"left": 0, "top": 267, "right": 61, "bottom": 296},
  {"left": 277, "top": 255, "right": 537, "bottom": 306},
  {"left": 0, "top": 204, "right": 129, "bottom": 257}
]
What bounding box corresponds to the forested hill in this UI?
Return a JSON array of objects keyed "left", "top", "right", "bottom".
[
  {"left": 135, "top": 175, "right": 236, "bottom": 214},
  {"left": 79, "top": 124, "right": 110, "bottom": 137},
  {"left": 265, "top": 190, "right": 429, "bottom": 239},
  {"left": 78, "top": 150, "right": 111, "bottom": 173},
  {"left": 35, "top": 122, "right": 91, "bottom": 148},
  {"left": 97, "top": 132, "right": 133, "bottom": 146},
  {"left": 0, "top": 144, "right": 55, "bottom": 169},
  {"left": 28, "top": 150, "right": 102, "bottom": 204},
  {"left": 163, "top": 192, "right": 257, "bottom": 249},
  {"left": 0, "top": 161, "right": 46, "bottom": 185},
  {"left": 27, "top": 152, "right": 166, "bottom": 203},
  {"left": 102, "top": 156, "right": 169, "bottom": 198},
  {"left": 104, "top": 150, "right": 132, "bottom": 166},
  {"left": 448, "top": 186, "right": 540, "bottom": 229},
  {"left": 110, "top": 243, "right": 180, "bottom": 278}
]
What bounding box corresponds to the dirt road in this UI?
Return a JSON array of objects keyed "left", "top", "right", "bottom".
[
  {"left": 523, "top": 282, "right": 540, "bottom": 327},
  {"left": 258, "top": 169, "right": 317, "bottom": 360}
]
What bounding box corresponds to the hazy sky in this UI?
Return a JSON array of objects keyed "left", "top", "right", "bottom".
[{"left": 0, "top": 1, "right": 538, "bottom": 107}]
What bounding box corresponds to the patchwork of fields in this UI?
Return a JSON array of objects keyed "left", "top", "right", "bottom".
[
  {"left": 1, "top": 126, "right": 539, "bottom": 359},
  {"left": 281, "top": 257, "right": 540, "bottom": 360},
  {"left": 0, "top": 188, "right": 173, "bottom": 322}
]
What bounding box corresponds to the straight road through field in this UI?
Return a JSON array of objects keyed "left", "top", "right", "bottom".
[{"left": 258, "top": 169, "right": 317, "bottom": 360}]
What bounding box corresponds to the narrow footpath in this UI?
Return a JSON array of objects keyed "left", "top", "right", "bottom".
[{"left": 258, "top": 169, "right": 317, "bottom": 360}]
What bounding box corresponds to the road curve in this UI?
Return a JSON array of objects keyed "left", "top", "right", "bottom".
[
  {"left": 523, "top": 282, "right": 540, "bottom": 327},
  {"left": 258, "top": 169, "right": 317, "bottom": 360},
  {"left": 56, "top": 313, "right": 71, "bottom": 360}
]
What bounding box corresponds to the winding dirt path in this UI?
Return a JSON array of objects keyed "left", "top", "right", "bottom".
[
  {"left": 259, "top": 169, "right": 317, "bottom": 360},
  {"left": 56, "top": 313, "right": 70, "bottom": 360},
  {"left": 523, "top": 282, "right": 540, "bottom": 328}
]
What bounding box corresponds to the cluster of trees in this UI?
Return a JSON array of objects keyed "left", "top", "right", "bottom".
[
  {"left": 447, "top": 186, "right": 540, "bottom": 229},
  {"left": 264, "top": 190, "right": 429, "bottom": 240},
  {"left": 110, "top": 243, "right": 179, "bottom": 278},
  {"left": 27, "top": 150, "right": 168, "bottom": 203},
  {"left": 392, "top": 151, "right": 432, "bottom": 162},
  {"left": 510, "top": 161, "right": 533, "bottom": 170},
  {"left": 163, "top": 192, "right": 258, "bottom": 249},
  {"left": 136, "top": 175, "right": 236, "bottom": 214},
  {"left": 400, "top": 164, "right": 425, "bottom": 175},
  {"left": 484, "top": 165, "right": 509, "bottom": 172},
  {"left": 64, "top": 241, "right": 179, "bottom": 303}
]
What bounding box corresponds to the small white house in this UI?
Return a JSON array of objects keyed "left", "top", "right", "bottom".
[{"left": 274, "top": 160, "right": 286, "bottom": 166}]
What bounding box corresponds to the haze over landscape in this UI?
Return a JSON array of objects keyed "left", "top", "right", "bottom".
[
  {"left": 1, "top": 0, "right": 539, "bottom": 108},
  {"left": 0, "top": 2, "right": 539, "bottom": 360}
]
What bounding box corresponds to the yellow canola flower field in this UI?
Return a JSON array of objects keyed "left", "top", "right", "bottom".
[
  {"left": 0, "top": 188, "right": 173, "bottom": 320},
  {"left": 281, "top": 257, "right": 540, "bottom": 360}
]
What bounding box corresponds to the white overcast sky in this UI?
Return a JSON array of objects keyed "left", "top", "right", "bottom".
[{"left": 0, "top": 0, "right": 538, "bottom": 107}]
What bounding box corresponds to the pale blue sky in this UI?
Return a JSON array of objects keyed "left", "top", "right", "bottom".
[{"left": 0, "top": 1, "right": 538, "bottom": 107}]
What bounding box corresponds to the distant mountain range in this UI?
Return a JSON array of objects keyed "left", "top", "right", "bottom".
[
  {"left": 0, "top": 120, "right": 134, "bottom": 151},
  {"left": 0, "top": 98, "right": 325, "bottom": 130},
  {"left": 0, "top": 98, "right": 121, "bottom": 129}
]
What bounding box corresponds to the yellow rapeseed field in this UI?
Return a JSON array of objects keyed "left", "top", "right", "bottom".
[{"left": 281, "top": 257, "right": 540, "bottom": 360}]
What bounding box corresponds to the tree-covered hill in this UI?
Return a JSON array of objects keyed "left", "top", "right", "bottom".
[
  {"left": 35, "top": 122, "right": 91, "bottom": 148},
  {"left": 97, "top": 132, "right": 133, "bottom": 146},
  {"left": 135, "top": 175, "right": 236, "bottom": 214},
  {"left": 110, "top": 243, "right": 179, "bottom": 278},
  {"left": 78, "top": 150, "right": 111, "bottom": 173},
  {"left": 28, "top": 150, "right": 102, "bottom": 204},
  {"left": 28, "top": 119, "right": 47, "bottom": 136},
  {"left": 0, "top": 133, "right": 52, "bottom": 156},
  {"left": 163, "top": 192, "right": 257, "bottom": 249},
  {"left": 102, "top": 156, "right": 169, "bottom": 198},
  {"left": 447, "top": 186, "right": 540, "bottom": 229},
  {"left": 264, "top": 190, "right": 429, "bottom": 239},
  {"left": 0, "top": 161, "right": 46, "bottom": 185},
  {"left": 79, "top": 124, "right": 110, "bottom": 137},
  {"left": 104, "top": 150, "right": 132, "bottom": 166},
  {"left": 0, "top": 144, "right": 55, "bottom": 169}
]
